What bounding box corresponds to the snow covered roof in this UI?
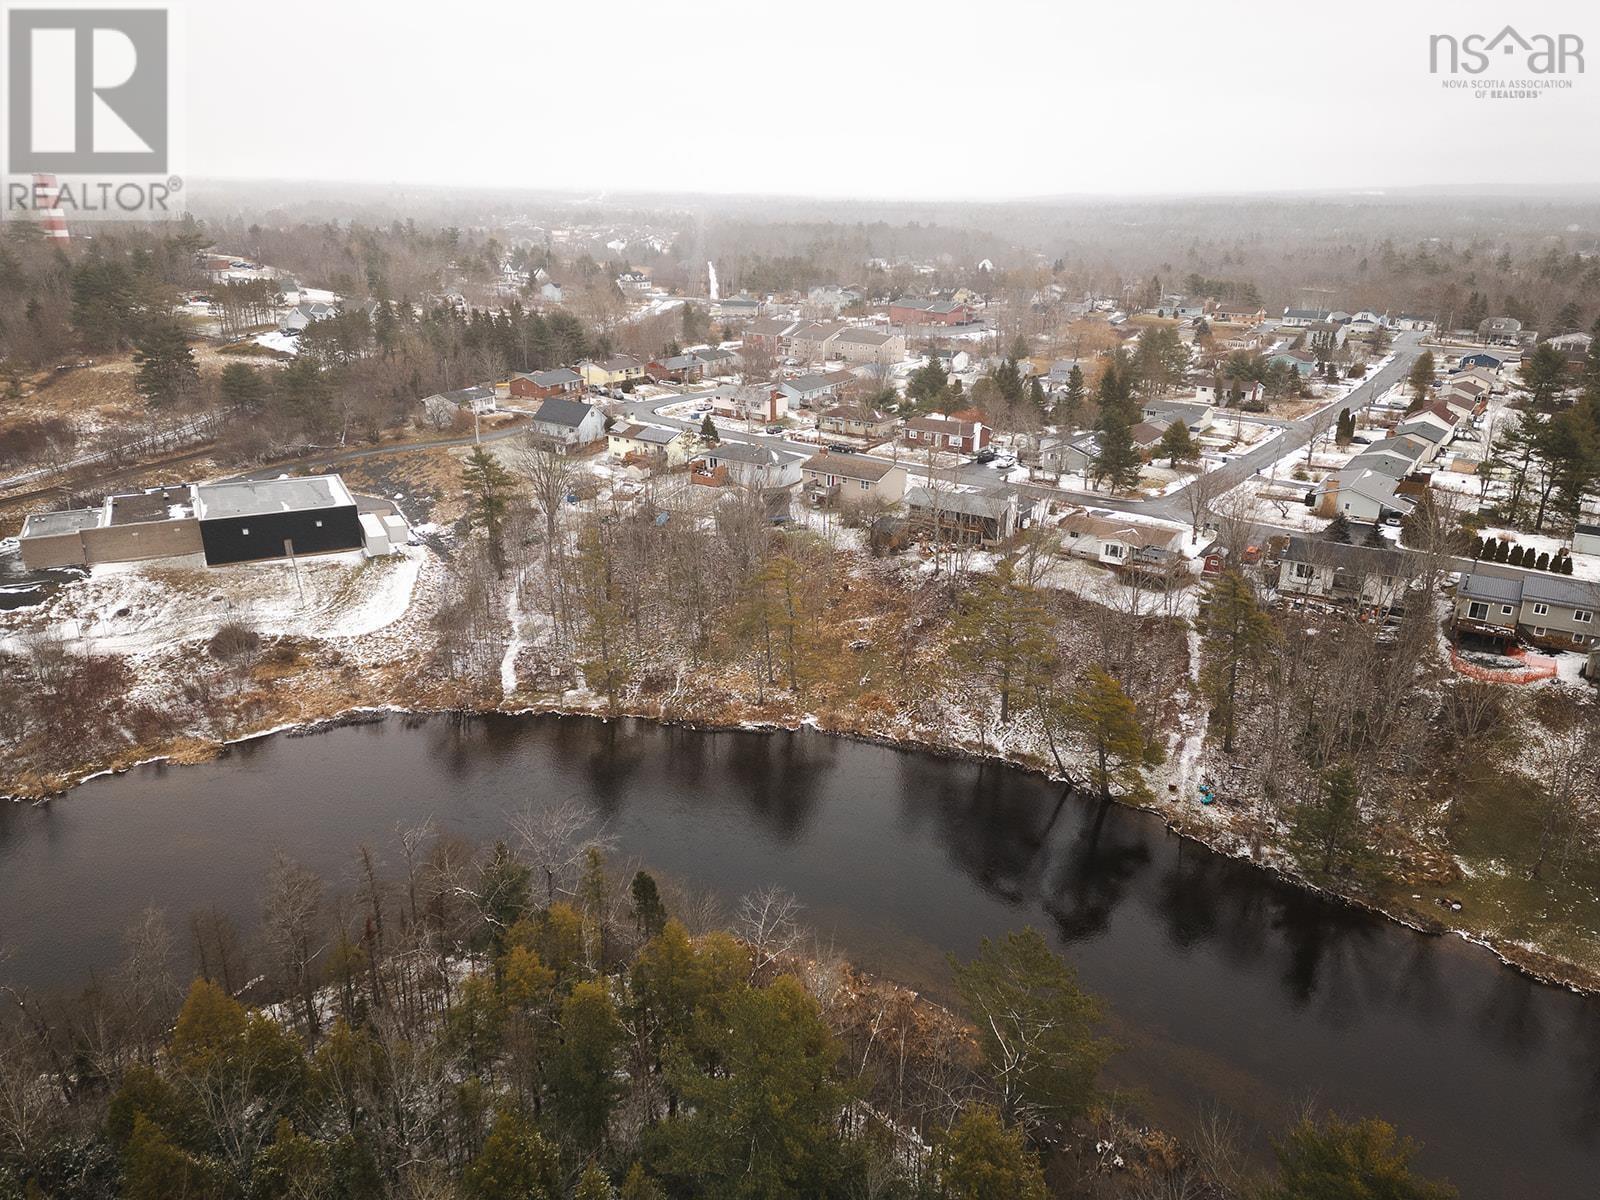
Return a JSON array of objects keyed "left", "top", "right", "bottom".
[{"left": 193, "top": 475, "right": 355, "bottom": 521}]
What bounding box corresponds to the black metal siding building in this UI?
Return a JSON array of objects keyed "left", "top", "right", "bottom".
[{"left": 198, "top": 504, "right": 363, "bottom": 565}]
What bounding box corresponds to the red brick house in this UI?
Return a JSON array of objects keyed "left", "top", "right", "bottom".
[
  {"left": 902, "top": 414, "right": 990, "bottom": 454},
  {"left": 510, "top": 368, "right": 583, "bottom": 400}
]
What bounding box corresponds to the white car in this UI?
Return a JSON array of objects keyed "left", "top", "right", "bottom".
[{"left": 989, "top": 453, "right": 1017, "bottom": 470}]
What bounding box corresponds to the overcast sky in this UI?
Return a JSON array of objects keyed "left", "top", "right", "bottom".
[{"left": 181, "top": 0, "right": 1598, "bottom": 199}]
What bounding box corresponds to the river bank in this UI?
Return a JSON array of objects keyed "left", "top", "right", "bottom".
[{"left": 12, "top": 683, "right": 1600, "bottom": 1000}]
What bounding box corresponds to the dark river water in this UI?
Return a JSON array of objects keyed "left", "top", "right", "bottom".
[{"left": 0, "top": 714, "right": 1594, "bottom": 1197}]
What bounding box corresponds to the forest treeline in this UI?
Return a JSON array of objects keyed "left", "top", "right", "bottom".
[{"left": 0, "top": 815, "right": 1456, "bottom": 1200}]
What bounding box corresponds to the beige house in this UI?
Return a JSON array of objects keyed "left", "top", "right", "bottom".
[
  {"left": 800, "top": 450, "right": 908, "bottom": 506},
  {"left": 833, "top": 327, "right": 906, "bottom": 366},
  {"left": 579, "top": 355, "right": 646, "bottom": 388},
  {"left": 817, "top": 405, "right": 896, "bottom": 441},
  {"left": 787, "top": 321, "right": 844, "bottom": 363},
  {"left": 606, "top": 422, "right": 692, "bottom": 467}
]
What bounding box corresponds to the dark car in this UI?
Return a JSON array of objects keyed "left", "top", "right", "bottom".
[
  {"left": 825, "top": 442, "right": 856, "bottom": 453},
  {"left": 971, "top": 448, "right": 998, "bottom": 464}
]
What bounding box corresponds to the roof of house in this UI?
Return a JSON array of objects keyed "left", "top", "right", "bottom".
[
  {"left": 781, "top": 373, "right": 838, "bottom": 393},
  {"left": 1285, "top": 308, "right": 1332, "bottom": 320},
  {"left": 801, "top": 451, "right": 902, "bottom": 482},
  {"left": 533, "top": 397, "right": 598, "bottom": 428},
  {"left": 519, "top": 367, "right": 582, "bottom": 388},
  {"left": 1457, "top": 571, "right": 1526, "bottom": 604},
  {"left": 747, "top": 317, "right": 800, "bottom": 338},
  {"left": 906, "top": 486, "right": 1012, "bottom": 519},
  {"left": 834, "top": 327, "right": 897, "bottom": 347},
  {"left": 1129, "top": 420, "right": 1170, "bottom": 446},
  {"left": 903, "top": 415, "right": 981, "bottom": 436},
  {"left": 700, "top": 441, "right": 797, "bottom": 468},
  {"left": 432, "top": 384, "right": 496, "bottom": 406},
  {"left": 1057, "top": 507, "right": 1182, "bottom": 547},
  {"left": 695, "top": 347, "right": 737, "bottom": 362},
  {"left": 654, "top": 354, "right": 702, "bottom": 371},
  {"left": 193, "top": 475, "right": 354, "bottom": 521},
  {"left": 821, "top": 404, "right": 891, "bottom": 424},
  {"left": 611, "top": 423, "right": 683, "bottom": 446},
  {"left": 587, "top": 355, "right": 642, "bottom": 372},
  {"left": 1281, "top": 534, "right": 1411, "bottom": 576}
]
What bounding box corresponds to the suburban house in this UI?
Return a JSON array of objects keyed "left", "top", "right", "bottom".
[
  {"left": 902, "top": 414, "right": 990, "bottom": 454},
  {"left": 1311, "top": 467, "right": 1415, "bottom": 523},
  {"left": 606, "top": 422, "right": 692, "bottom": 467},
  {"left": 18, "top": 475, "right": 394, "bottom": 571},
  {"left": 579, "top": 355, "right": 646, "bottom": 389},
  {"left": 1269, "top": 348, "right": 1319, "bottom": 377},
  {"left": 1574, "top": 522, "right": 1600, "bottom": 556},
  {"left": 1194, "top": 377, "right": 1265, "bottom": 407},
  {"left": 800, "top": 450, "right": 908, "bottom": 506},
  {"left": 715, "top": 296, "right": 761, "bottom": 321},
  {"left": 787, "top": 321, "right": 845, "bottom": 363},
  {"left": 692, "top": 347, "right": 741, "bottom": 376},
  {"left": 1275, "top": 535, "right": 1416, "bottom": 613},
  {"left": 422, "top": 383, "right": 498, "bottom": 420},
  {"left": 1129, "top": 420, "right": 1170, "bottom": 453},
  {"left": 647, "top": 354, "right": 705, "bottom": 383},
  {"left": 778, "top": 373, "right": 845, "bottom": 408},
  {"left": 1476, "top": 316, "right": 1523, "bottom": 345},
  {"left": 905, "top": 486, "right": 1018, "bottom": 546},
  {"left": 1458, "top": 350, "right": 1508, "bottom": 372},
  {"left": 510, "top": 368, "right": 584, "bottom": 401},
  {"left": 1394, "top": 313, "right": 1436, "bottom": 331},
  {"left": 833, "top": 327, "right": 906, "bottom": 366},
  {"left": 1454, "top": 570, "right": 1600, "bottom": 651},
  {"left": 1056, "top": 508, "right": 1187, "bottom": 572},
  {"left": 1211, "top": 305, "right": 1267, "bottom": 326},
  {"left": 708, "top": 383, "right": 787, "bottom": 424},
  {"left": 927, "top": 347, "right": 973, "bottom": 373},
  {"left": 1141, "top": 400, "right": 1213, "bottom": 432},
  {"left": 616, "top": 270, "right": 651, "bottom": 294},
  {"left": 278, "top": 300, "right": 338, "bottom": 334},
  {"left": 1281, "top": 308, "right": 1332, "bottom": 328},
  {"left": 691, "top": 442, "right": 803, "bottom": 490},
  {"left": 1306, "top": 319, "right": 1348, "bottom": 349},
  {"left": 818, "top": 405, "right": 896, "bottom": 442},
  {"left": 889, "top": 299, "right": 976, "bottom": 327},
  {"left": 530, "top": 397, "right": 607, "bottom": 448},
  {"left": 744, "top": 317, "right": 803, "bottom": 356}
]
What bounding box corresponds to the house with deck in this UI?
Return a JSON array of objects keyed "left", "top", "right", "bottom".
[
  {"left": 1276, "top": 535, "right": 1416, "bottom": 613},
  {"left": 905, "top": 486, "right": 1018, "bottom": 546},
  {"left": 1453, "top": 570, "right": 1600, "bottom": 651},
  {"left": 800, "top": 450, "right": 907, "bottom": 506}
]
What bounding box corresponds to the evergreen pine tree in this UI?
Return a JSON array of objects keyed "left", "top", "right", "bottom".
[
  {"left": 131, "top": 318, "right": 199, "bottom": 408},
  {"left": 1324, "top": 513, "right": 1353, "bottom": 543},
  {"left": 462, "top": 447, "right": 518, "bottom": 578},
  {"left": 700, "top": 414, "right": 718, "bottom": 443}
]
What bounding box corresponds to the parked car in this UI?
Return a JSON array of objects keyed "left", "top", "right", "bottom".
[
  {"left": 765, "top": 424, "right": 783, "bottom": 435},
  {"left": 989, "top": 453, "right": 1017, "bottom": 470},
  {"left": 971, "top": 448, "right": 998, "bottom": 464}
]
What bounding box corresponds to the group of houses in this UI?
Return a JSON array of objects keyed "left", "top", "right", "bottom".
[{"left": 1310, "top": 369, "right": 1496, "bottom": 524}]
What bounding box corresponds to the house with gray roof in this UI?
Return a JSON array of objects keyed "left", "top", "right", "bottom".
[
  {"left": 1454, "top": 568, "right": 1600, "bottom": 650},
  {"left": 1277, "top": 535, "right": 1416, "bottom": 612},
  {"left": 530, "top": 397, "right": 606, "bottom": 448},
  {"left": 905, "top": 486, "right": 1018, "bottom": 546}
]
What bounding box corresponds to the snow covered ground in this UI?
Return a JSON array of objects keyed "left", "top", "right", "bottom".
[{"left": 0, "top": 547, "right": 426, "bottom": 658}]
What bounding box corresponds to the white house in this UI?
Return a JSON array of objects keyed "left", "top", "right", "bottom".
[{"left": 530, "top": 397, "right": 607, "bottom": 448}]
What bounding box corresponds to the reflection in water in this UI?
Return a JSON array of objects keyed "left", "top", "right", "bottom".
[{"left": 1, "top": 714, "right": 1600, "bottom": 1198}]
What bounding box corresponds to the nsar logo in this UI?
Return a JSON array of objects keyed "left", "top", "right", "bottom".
[{"left": 1430, "top": 25, "right": 1585, "bottom": 75}]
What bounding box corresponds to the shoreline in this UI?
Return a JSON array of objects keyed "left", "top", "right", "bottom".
[{"left": 11, "top": 694, "right": 1600, "bottom": 1000}]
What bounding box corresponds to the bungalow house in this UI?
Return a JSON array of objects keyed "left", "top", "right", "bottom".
[
  {"left": 833, "top": 327, "right": 906, "bottom": 366},
  {"left": 818, "top": 405, "right": 896, "bottom": 441},
  {"left": 1057, "top": 508, "right": 1187, "bottom": 572},
  {"left": 1393, "top": 313, "right": 1436, "bottom": 332},
  {"left": 1311, "top": 466, "right": 1415, "bottom": 523},
  {"left": 510, "top": 367, "right": 583, "bottom": 401},
  {"left": 1546, "top": 331, "right": 1593, "bottom": 364},
  {"left": 1269, "top": 348, "right": 1319, "bottom": 377},
  {"left": 606, "top": 422, "right": 692, "bottom": 467},
  {"left": 691, "top": 442, "right": 804, "bottom": 490},
  {"left": 579, "top": 355, "right": 646, "bottom": 389},
  {"left": 800, "top": 450, "right": 908, "bottom": 506},
  {"left": 1458, "top": 350, "right": 1508, "bottom": 372},
  {"left": 530, "top": 397, "right": 607, "bottom": 449},
  {"left": 1281, "top": 308, "right": 1332, "bottom": 328},
  {"left": 421, "top": 383, "right": 498, "bottom": 421},
  {"left": 902, "top": 414, "right": 990, "bottom": 455},
  {"left": 1395, "top": 409, "right": 1458, "bottom": 459},
  {"left": 1194, "top": 377, "right": 1265, "bottom": 407},
  {"left": 1306, "top": 320, "right": 1348, "bottom": 350},
  {"left": 1454, "top": 570, "right": 1600, "bottom": 651},
  {"left": 778, "top": 373, "right": 844, "bottom": 408},
  {"left": 905, "top": 486, "right": 1018, "bottom": 546},
  {"left": 647, "top": 354, "right": 705, "bottom": 383},
  {"left": 1276, "top": 535, "right": 1416, "bottom": 613},
  {"left": 1047, "top": 359, "right": 1085, "bottom": 389},
  {"left": 715, "top": 296, "right": 761, "bottom": 321},
  {"left": 1212, "top": 305, "right": 1267, "bottom": 326},
  {"left": 1142, "top": 400, "right": 1214, "bottom": 432}
]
